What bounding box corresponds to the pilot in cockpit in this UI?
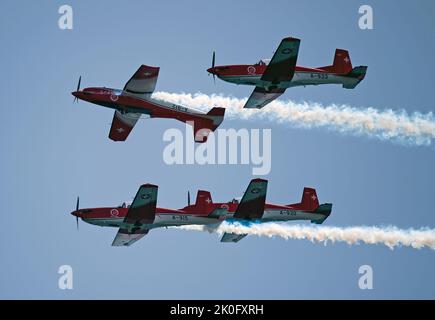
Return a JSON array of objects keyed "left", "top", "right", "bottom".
[
  {"left": 255, "top": 59, "right": 270, "bottom": 66},
  {"left": 230, "top": 198, "right": 239, "bottom": 204}
]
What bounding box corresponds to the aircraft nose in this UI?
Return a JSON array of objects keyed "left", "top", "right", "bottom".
[
  {"left": 207, "top": 67, "right": 215, "bottom": 74},
  {"left": 71, "top": 210, "right": 80, "bottom": 217},
  {"left": 71, "top": 91, "right": 80, "bottom": 98}
]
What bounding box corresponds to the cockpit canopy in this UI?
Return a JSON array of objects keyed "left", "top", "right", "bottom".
[
  {"left": 82, "top": 87, "right": 121, "bottom": 95},
  {"left": 227, "top": 198, "right": 240, "bottom": 205},
  {"left": 255, "top": 59, "right": 271, "bottom": 66},
  {"left": 118, "top": 200, "right": 132, "bottom": 208}
]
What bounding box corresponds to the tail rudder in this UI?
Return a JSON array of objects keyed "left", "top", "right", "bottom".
[
  {"left": 194, "top": 190, "right": 213, "bottom": 212},
  {"left": 290, "top": 187, "right": 319, "bottom": 211},
  {"left": 190, "top": 107, "right": 225, "bottom": 143},
  {"left": 319, "top": 49, "right": 353, "bottom": 74},
  {"left": 300, "top": 187, "right": 319, "bottom": 211},
  {"left": 288, "top": 188, "right": 332, "bottom": 224},
  {"left": 333, "top": 49, "right": 352, "bottom": 74}
]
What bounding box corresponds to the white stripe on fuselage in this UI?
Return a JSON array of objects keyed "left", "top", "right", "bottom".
[{"left": 122, "top": 93, "right": 205, "bottom": 116}]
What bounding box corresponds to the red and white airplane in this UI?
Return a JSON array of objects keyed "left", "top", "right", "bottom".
[
  {"left": 207, "top": 37, "right": 367, "bottom": 109},
  {"left": 72, "top": 65, "right": 225, "bottom": 142},
  {"left": 71, "top": 179, "right": 332, "bottom": 246}
]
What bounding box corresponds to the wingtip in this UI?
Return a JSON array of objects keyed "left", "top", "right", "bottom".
[
  {"left": 251, "top": 178, "right": 268, "bottom": 183},
  {"left": 283, "top": 36, "right": 301, "bottom": 42},
  {"left": 140, "top": 183, "right": 158, "bottom": 189}
]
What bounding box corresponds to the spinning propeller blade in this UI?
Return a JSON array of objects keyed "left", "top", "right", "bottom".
[
  {"left": 75, "top": 196, "right": 80, "bottom": 230},
  {"left": 74, "top": 76, "right": 81, "bottom": 103},
  {"left": 212, "top": 51, "right": 216, "bottom": 84}
]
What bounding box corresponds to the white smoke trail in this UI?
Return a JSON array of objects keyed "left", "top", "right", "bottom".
[
  {"left": 176, "top": 222, "right": 435, "bottom": 250},
  {"left": 153, "top": 91, "right": 435, "bottom": 146}
]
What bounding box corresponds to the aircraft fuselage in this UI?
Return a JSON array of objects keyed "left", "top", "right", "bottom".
[
  {"left": 73, "top": 202, "right": 329, "bottom": 231},
  {"left": 72, "top": 87, "right": 203, "bottom": 120},
  {"left": 209, "top": 65, "right": 363, "bottom": 90}
]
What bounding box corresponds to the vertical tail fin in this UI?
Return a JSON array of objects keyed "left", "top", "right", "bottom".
[
  {"left": 332, "top": 49, "right": 352, "bottom": 74},
  {"left": 194, "top": 190, "right": 213, "bottom": 212},
  {"left": 300, "top": 187, "right": 319, "bottom": 211},
  {"left": 189, "top": 107, "right": 225, "bottom": 143},
  {"left": 289, "top": 187, "right": 319, "bottom": 211},
  {"left": 319, "top": 49, "right": 353, "bottom": 74}
]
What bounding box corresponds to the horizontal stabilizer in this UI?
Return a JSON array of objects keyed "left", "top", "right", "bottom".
[
  {"left": 206, "top": 107, "right": 225, "bottom": 117},
  {"left": 343, "top": 66, "right": 368, "bottom": 89},
  {"left": 221, "top": 232, "right": 248, "bottom": 243},
  {"left": 208, "top": 207, "right": 228, "bottom": 218},
  {"left": 206, "top": 107, "right": 225, "bottom": 130},
  {"left": 311, "top": 203, "right": 333, "bottom": 225}
]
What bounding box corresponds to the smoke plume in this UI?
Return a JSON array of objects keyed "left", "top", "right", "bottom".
[
  {"left": 177, "top": 222, "right": 435, "bottom": 250},
  {"left": 153, "top": 92, "right": 435, "bottom": 146}
]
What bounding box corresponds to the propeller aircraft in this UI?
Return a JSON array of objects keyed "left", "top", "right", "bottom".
[
  {"left": 207, "top": 36, "right": 367, "bottom": 109},
  {"left": 72, "top": 65, "right": 225, "bottom": 142},
  {"left": 71, "top": 179, "right": 332, "bottom": 245}
]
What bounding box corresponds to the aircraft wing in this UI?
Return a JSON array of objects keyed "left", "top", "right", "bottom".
[
  {"left": 108, "top": 110, "right": 141, "bottom": 141},
  {"left": 220, "top": 232, "right": 248, "bottom": 243},
  {"left": 112, "top": 228, "right": 149, "bottom": 247},
  {"left": 112, "top": 184, "right": 158, "bottom": 246},
  {"left": 243, "top": 87, "right": 286, "bottom": 109},
  {"left": 261, "top": 37, "right": 300, "bottom": 83},
  {"left": 123, "top": 65, "right": 160, "bottom": 98},
  {"left": 233, "top": 179, "right": 268, "bottom": 220}
]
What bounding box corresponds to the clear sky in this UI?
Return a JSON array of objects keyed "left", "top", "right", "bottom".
[{"left": 0, "top": 0, "right": 434, "bottom": 299}]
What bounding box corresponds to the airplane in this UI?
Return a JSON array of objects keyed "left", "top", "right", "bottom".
[
  {"left": 215, "top": 178, "right": 333, "bottom": 242},
  {"left": 70, "top": 179, "right": 332, "bottom": 246},
  {"left": 207, "top": 36, "right": 367, "bottom": 109},
  {"left": 71, "top": 65, "right": 225, "bottom": 142}
]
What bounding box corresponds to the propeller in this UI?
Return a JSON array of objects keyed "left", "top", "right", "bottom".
[
  {"left": 73, "top": 76, "right": 81, "bottom": 103},
  {"left": 187, "top": 191, "right": 191, "bottom": 206},
  {"left": 75, "top": 196, "right": 80, "bottom": 230},
  {"left": 210, "top": 51, "right": 216, "bottom": 84}
]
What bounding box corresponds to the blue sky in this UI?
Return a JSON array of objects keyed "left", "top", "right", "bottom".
[{"left": 0, "top": 0, "right": 434, "bottom": 299}]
